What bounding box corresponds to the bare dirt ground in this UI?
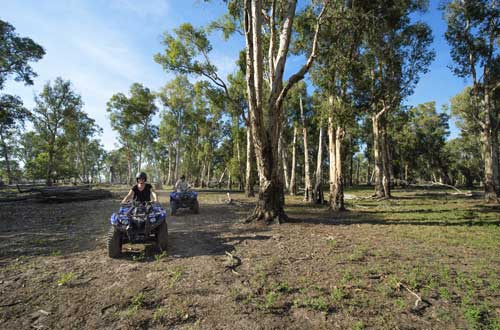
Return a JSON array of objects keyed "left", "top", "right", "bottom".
[{"left": 0, "top": 189, "right": 499, "bottom": 329}]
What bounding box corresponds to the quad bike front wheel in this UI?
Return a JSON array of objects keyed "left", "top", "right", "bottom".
[
  {"left": 107, "top": 226, "right": 122, "bottom": 258},
  {"left": 170, "top": 201, "right": 177, "bottom": 216},
  {"left": 156, "top": 221, "right": 168, "bottom": 251},
  {"left": 192, "top": 200, "right": 199, "bottom": 214}
]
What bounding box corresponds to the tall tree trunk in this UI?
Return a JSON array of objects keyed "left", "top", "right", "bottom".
[
  {"left": 313, "top": 126, "right": 324, "bottom": 204},
  {"left": 245, "top": 126, "right": 255, "bottom": 196},
  {"left": 482, "top": 118, "right": 499, "bottom": 201},
  {"left": 200, "top": 162, "right": 206, "bottom": 188},
  {"left": 328, "top": 117, "right": 336, "bottom": 209},
  {"left": 329, "top": 120, "right": 346, "bottom": 211},
  {"left": 381, "top": 120, "right": 391, "bottom": 198},
  {"left": 372, "top": 113, "right": 385, "bottom": 198},
  {"left": 46, "top": 137, "right": 55, "bottom": 186},
  {"left": 356, "top": 156, "right": 360, "bottom": 185},
  {"left": 174, "top": 139, "right": 180, "bottom": 183},
  {"left": 137, "top": 142, "right": 143, "bottom": 174},
  {"left": 280, "top": 133, "right": 290, "bottom": 192},
  {"left": 289, "top": 125, "right": 298, "bottom": 195},
  {"left": 236, "top": 134, "right": 244, "bottom": 191},
  {"left": 207, "top": 161, "right": 212, "bottom": 188},
  {"left": 243, "top": 0, "right": 325, "bottom": 223},
  {"left": 349, "top": 137, "right": 354, "bottom": 187},
  {"left": 126, "top": 142, "right": 133, "bottom": 185},
  {"left": 300, "top": 96, "right": 313, "bottom": 202},
  {"left": 167, "top": 145, "right": 173, "bottom": 186},
  {"left": 367, "top": 158, "right": 371, "bottom": 185},
  {"left": 0, "top": 133, "right": 13, "bottom": 184}
]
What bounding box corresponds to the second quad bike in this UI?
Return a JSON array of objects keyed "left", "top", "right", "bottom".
[
  {"left": 107, "top": 201, "right": 168, "bottom": 258},
  {"left": 169, "top": 190, "right": 199, "bottom": 215}
]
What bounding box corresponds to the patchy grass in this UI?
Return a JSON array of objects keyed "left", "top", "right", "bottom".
[
  {"left": 56, "top": 271, "right": 77, "bottom": 286},
  {"left": 0, "top": 188, "right": 498, "bottom": 329}
]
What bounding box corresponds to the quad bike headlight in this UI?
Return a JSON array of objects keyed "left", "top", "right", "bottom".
[
  {"left": 119, "top": 216, "right": 129, "bottom": 225},
  {"left": 148, "top": 214, "right": 157, "bottom": 223}
]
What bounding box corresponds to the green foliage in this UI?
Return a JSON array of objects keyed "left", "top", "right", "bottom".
[
  {"left": 120, "top": 292, "right": 146, "bottom": 318},
  {"left": 0, "top": 20, "right": 44, "bottom": 183},
  {"left": 107, "top": 83, "right": 158, "bottom": 183},
  {"left": 0, "top": 19, "right": 45, "bottom": 89},
  {"left": 155, "top": 23, "right": 224, "bottom": 87},
  {"left": 29, "top": 78, "right": 97, "bottom": 184},
  {"left": 57, "top": 271, "right": 76, "bottom": 286},
  {"left": 391, "top": 102, "right": 451, "bottom": 182},
  {"left": 167, "top": 266, "right": 185, "bottom": 288},
  {"left": 155, "top": 251, "right": 168, "bottom": 262}
]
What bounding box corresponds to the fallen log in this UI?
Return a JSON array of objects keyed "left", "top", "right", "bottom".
[{"left": 37, "top": 189, "right": 112, "bottom": 203}]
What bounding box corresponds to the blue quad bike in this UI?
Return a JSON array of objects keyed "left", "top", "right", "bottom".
[
  {"left": 107, "top": 201, "right": 168, "bottom": 258},
  {"left": 169, "top": 190, "right": 199, "bottom": 215}
]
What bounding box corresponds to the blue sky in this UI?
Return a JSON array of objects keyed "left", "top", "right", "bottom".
[{"left": 2, "top": 0, "right": 468, "bottom": 150}]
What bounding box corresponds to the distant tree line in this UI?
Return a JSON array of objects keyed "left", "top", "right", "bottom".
[{"left": 1, "top": 0, "right": 498, "bottom": 218}]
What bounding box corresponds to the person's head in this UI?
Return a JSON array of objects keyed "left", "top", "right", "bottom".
[
  {"left": 180, "top": 175, "right": 186, "bottom": 181},
  {"left": 136, "top": 172, "right": 147, "bottom": 184}
]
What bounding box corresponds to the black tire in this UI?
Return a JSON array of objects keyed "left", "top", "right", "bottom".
[
  {"left": 107, "top": 226, "right": 122, "bottom": 258},
  {"left": 192, "top": 200, "right": 199, "bottom": 214},
  {"left": 170, "top": 202, "right": 177, "bottom": 216},
  {"left": 156, "top": 221, "right": 168, "bottom": 251}
]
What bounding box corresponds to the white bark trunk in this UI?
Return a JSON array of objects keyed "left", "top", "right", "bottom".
[
  {"left": 300, "top": 96, "right": 313, "bottom": 202},
  {"left": 289, "top": 125, "right": 298, "bottom": 195}
]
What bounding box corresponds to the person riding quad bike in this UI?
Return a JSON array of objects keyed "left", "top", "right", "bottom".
[
  {"left": 170, "top": 175, "right": 199, "bottom": 215},
  {"left": 122, "top": 172, "right": 158, "bottom": 204},
  {"left": 107, "top": 172, "right": 168, "bottom": 258}
]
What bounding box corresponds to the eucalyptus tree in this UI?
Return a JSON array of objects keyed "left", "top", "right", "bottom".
[
  {"left": 0, "top": 95, "right": 29, "bottom": 184},
  {"left": 107, "top": 92, "right": 136, "bottom": 184},
  {"left": 445, "top": 137, "right": 483, "bottom": 187},
  {"left": 412, "top": 103, "right": 451, "bottom": 183},
  {"left": 309, "top": 0, "right": 364, "bottom": 211},
  {"left": 158, "top": 75, "right": 194, "bottom": 183},
  {"left": 0, "top": 20, "right": 44, "bottom": 184},
  {"left": 443, "top": 0, "right": 500, "bottom": 201},
  {"left": 31, "top": 78, "right": 83, "bottom": 185},
  {"left": 448, "top": 86, "right": 488, "bottom": 187},
  {"left": 0, "top": 20, "right": 45, "bottom": 89},
  {"left": 107, "top": 83, "right": 159, "bottom": 184},
  {"left": 311, "top": 92, "right": 327, "bottom": 204},
  {"left": 155, "top": 23, "right": 255, "bottom": 194},
  {"left": 64, "top": 108, "right": 103, "bottom": 183},
  {"left": 360, "top": 0, "right": 434, "bottom": 198},
  {"left": 19, "top": 131, "right": 44, "bottom": 180},
  {"left": 105, "top": 148, "right": 129, "bottom": 184},
  {"left": 237, "top": 0, "right": 327, "bottom": 223},
  {"left": 285, "top": 82, "right": 313, "bottom": 200}
]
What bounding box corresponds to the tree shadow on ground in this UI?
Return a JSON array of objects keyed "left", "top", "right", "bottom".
[
  {"left": 473, "top": 204, "right": 500, "bottom": 213},
  {"left": 284, "top": 206, "right": 500, "bottom": 227},
  {"left": 0, "top": 199, "right": 118, "bottom": 260},
  {"left": 0, "top": 200, "right": 267, "bottom": 261},
  {"left": 286, "top": 217, "right": 500, "bottom": 227}
]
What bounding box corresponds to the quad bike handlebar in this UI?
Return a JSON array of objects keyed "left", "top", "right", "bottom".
[{"left": 120, "top": 201, "right": 161, "bottom": 207}]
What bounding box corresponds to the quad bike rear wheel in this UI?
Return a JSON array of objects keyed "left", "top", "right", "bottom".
[
  {"left": 107, "top": 226, "right": 122, "bottom": 258},
  {"left": 156, "top": 221, "right": 168, "bottom": 251}
]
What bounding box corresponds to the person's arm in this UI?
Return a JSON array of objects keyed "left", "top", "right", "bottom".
[
  {"left": 122, "top": 189, "right": 133, "bottom": 203},
  {"left": 151, "top": 189, "right": 158, "bottom": 202}
]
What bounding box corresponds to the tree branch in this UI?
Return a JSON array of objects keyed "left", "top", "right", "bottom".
[{"left": 276, "top": 1, "right": 329, "bottom": 109}]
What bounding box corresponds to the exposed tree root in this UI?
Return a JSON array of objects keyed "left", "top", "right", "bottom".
[{"left": 244, "top": 205, "right": 288, "bottom": 225}]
